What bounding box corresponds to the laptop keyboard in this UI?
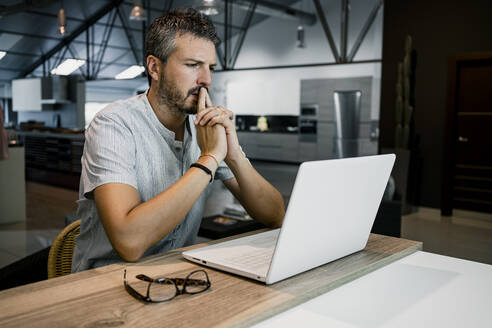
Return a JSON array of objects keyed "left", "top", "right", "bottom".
[
  {"left": 214, "top": 230, "right": 279, "bottom": 273},
  {"left": 221, "top": 246, "right": 275, "bottom": 271}
]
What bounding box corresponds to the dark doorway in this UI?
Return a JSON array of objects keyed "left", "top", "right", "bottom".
[{"left": 442, "top": 53, "right": 492, "bottom": 215}]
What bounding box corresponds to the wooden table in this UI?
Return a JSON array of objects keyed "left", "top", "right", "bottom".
[{"left": 0, "top": 232, "right": 422, "bottom": 328}]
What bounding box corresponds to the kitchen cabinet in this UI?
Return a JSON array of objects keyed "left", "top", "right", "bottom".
[
  {"left": 20, "top": 132, "right": 84, "bottom": 189},
  {"left": 237, "top": 132, "right": 299, "bottom": 163},
  {"left": 298, "top": 142, "right": 317, "bottom": 161}
]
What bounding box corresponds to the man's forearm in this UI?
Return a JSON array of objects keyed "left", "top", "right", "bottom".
[
  {"left": 225, "top": 155, "right": 285, "bottom": 228},
  {"left": 95, "top": 156, "right": 215, "bottom": 262}
]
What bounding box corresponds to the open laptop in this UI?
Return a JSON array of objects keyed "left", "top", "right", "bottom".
[{"left": 183, "top": 154, "right": 395, "bottom": 285}]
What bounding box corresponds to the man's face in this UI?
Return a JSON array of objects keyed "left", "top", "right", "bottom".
[{"left": 157, "top": 33, "right": 216, "bottom": 115}]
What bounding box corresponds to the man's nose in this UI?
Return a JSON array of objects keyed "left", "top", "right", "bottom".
[{"left": 197, "top": 67, "right": 212, "bottom": 87}]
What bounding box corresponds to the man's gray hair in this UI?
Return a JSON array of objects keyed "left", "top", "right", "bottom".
[{"left": 145, "top": 8, "right": 220, "bottom": 84}]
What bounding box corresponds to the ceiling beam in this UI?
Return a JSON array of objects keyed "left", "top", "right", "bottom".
[
  {"left": 230, "top": 0, "right": 257, "bottom": 69},
  {"left": 0, "top": 0, "right": 57, "bottom": 17},
  {"left": 0, "top": 29, "right": 140, "bottom": 53},
  {"left": 223, "top": 0, "right": 231, "bottom": 70},
  {"left": 120, "top": 0, "right": 245, "bottom": 30},
  {"left": 20, "top": 0, "right": 125, "bottom": 78},
  {"left": 0, "top": 67, "right": 23, "bottom": 72},
  {"left": 94, "top": 9, "right": 119, "bottom": 78},
  {"left": 96, "top": 50, "right": 133, "bottom": 75},
  {"left": 313, "top": 0, "right": 340, "bottom": 63},
  {"left": 1, "top": 49, "right": 138, "bottom": 69},
  {"left": 25, "top": 9, "right": 141, "bottom": 34},
  {"left": 347, "top": 0, "right": 383, "bottom": 62},
  {"left": 217, "top": 0, "right": 316, "bottom": 25},
  {"left": 116, "top": 5, "right": 141, "bottom": 65},
  {"left": 340, "top": 0, "right": 349, "bottom": 63}
]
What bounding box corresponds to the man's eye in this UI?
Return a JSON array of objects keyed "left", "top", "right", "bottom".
[
  {"left": 186, "top": 63, "right": 198, "bottom": 68},
  {"left": 210, "top": 67, "right": 216, "bottom": 72}
]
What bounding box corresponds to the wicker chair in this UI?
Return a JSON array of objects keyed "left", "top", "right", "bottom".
[{"left": 47, "top": 219, "right": 81, "bottom": 279}]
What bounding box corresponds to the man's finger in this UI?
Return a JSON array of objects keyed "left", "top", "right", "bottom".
[
  {"left": 218, "top": 106, "right": 234, "bottom": 120},
  {"left": 196, "top": 107, "right": 218, "bottom": 125},
  {"left": 198, "top": 87, "right": 207, "bottom": 113},
  {"left": 204, "top": 88, "right": 214, "bottom": 107}
]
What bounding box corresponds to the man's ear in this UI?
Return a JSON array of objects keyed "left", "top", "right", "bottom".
[{"left": 146, "top": 55, "right": 161, "bottom": 82}]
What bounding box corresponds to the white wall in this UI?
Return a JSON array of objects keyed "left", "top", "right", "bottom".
[{"left": 212, "top": 62, "right": 381, "bottom": 119}]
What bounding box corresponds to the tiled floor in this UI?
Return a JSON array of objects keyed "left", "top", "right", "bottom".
[
  {"left": 0, "top": 182, "right": 78, "bottom": 268},
  {"left": 402, "top": 207, "right": 492, "bottom": 265},
  {"left": 1, "top": 160, "right": 492, "bottom": 270}
]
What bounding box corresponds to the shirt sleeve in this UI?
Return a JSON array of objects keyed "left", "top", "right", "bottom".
[{"left": 81, "top": 112, "right": 138, "bottom": 199}]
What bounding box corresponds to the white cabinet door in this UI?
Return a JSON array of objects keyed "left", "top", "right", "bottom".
[{"left": 12, "top": 78, "right": 42, "bottom": 111}]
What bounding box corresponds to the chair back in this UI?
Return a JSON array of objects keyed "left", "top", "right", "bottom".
[{"left": 47, "top": 219, "right": 81, "bottom": 279}]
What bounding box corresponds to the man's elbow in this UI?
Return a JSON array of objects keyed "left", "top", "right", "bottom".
[
  {"left": 268, "top": 204, "right": 285, "bottom": 229},
  {"left": 112, "top": 240, "right": 145, "bottom": 263},
  {"left": 271, "top": 212, "right": 285, "bottom": 229}
]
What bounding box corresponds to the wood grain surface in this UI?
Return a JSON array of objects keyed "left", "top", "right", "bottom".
[{"left": 0, "top": 232, "right": 422, "bottom": 328}]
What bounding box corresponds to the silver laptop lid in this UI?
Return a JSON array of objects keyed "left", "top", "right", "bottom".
[{"left": 266, "top": 154, "right": 395, "bottom": 284}]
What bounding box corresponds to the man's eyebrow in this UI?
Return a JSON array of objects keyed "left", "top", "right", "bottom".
[
  {"left": 184, "top": 58, "right": 216, "bottom": 66},
  {"left": 183, "top": 58, "right": 203, "bottom": 62}
]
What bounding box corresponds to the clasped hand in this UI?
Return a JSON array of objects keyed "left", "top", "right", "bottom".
[{"left": 194, "top": 87, "right": 241, "bottom": 164}]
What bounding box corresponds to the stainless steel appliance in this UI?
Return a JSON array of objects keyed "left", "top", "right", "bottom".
[
  {"left": 299, "top": 104, "right": 318, "bottom": 142},
  {"left": 333, "top": 90, "right": 361, "bottom": 158}
]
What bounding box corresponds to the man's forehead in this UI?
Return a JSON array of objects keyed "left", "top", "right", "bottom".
[{"left": 174, "top": 33, "right": 216, "bottom": 54}]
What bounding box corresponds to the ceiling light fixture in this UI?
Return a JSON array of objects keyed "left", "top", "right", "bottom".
[
  {"left": 58, "top": 2, "right": 67, "bottom": 35},
  {"left": 296, "top": 0, "right": 306, "bottom": 48},
  {"left": 130, "top": 0, "right": 146, "bottom": 21},
  {"left": 51, "top": 59, "right": 86, "bottom": 75},
  {"left": 198, "top": 0, "right": 220, "bottom": 16},
  {"left": 296, "top": 25, "right": 305, "bottom": 48},
  {"left": 115, "top": 65, "right": 145, "bottom": 79},
  {"left": 0, "top": 51, "right": 6, "bottom": 60}
]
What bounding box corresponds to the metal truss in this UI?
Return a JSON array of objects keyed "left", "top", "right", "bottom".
[
  {"left": 347, "top": 0, "right": 383, "bottom": 62},
  {"left": 313, "top": 0, "right": 383, "bottom": 64},
  {"left": 20, "top": 0, "right": 125, "bottom": 78},
  {"left": 92, "top": 9, "right": 119, "bottom": 79},
  {"left": 223, "top": 0, "right": 232, "bottom": 70},
  {"left": 313, "top": 0, "right": 340, "bottom": 63},
  {"left": 0, "top": 28, "right": 137, "bottom": 53},
  {"left": 25, "top": 9, "right": 141, "bottom": 34},
  {"left": 229, "top": 0, "right": 257, "bottom": 69},
  {"left": 117, "top": 5, "right": 141, "bottom": 66},
  {"left": 0, "top": 0, "right": 58, "bottom": 16}
]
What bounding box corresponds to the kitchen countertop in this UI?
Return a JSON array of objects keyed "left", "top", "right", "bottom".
[
  {"left": 236, "top": 128, "right": 299, "bottom": 134},
  {"left": 16, "top": 130, "right": 84, "bottom": 140}
]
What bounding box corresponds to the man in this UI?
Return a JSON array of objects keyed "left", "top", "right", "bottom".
[{"left": 72, "top": 9, "right": 285, "bottom": 272}]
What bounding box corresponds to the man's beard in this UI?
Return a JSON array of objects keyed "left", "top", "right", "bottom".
[{"left": 157, "top": 73, "right": 202, "bottom": 115}]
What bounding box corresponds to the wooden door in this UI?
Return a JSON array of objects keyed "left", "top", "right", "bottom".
[{"left": 442, "top": 53, "right": 492, "bottom": 214}]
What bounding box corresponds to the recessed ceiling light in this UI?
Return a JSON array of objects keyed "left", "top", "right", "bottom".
[
  {"left": 0, "top": 51, "right": 6, "bottom": 60},
  {"left": 115, "top": 65, "right": 145, "bottom": 79},
  {"left": 51, "top": 58, "right": 86, "bottom": 75}
]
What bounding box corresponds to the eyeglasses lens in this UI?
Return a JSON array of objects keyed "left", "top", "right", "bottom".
[
  {"left": 186, "top": 271, "right": 209, "bottom": 294},
  {"left": 148, "top": 278, "right": 177, "bottom": 301}
]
